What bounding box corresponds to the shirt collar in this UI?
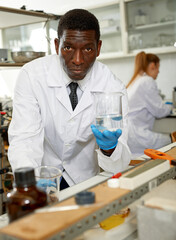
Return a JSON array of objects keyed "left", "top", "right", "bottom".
[{"left": 62, "top": 67, "right": 92, "bottom": 91}]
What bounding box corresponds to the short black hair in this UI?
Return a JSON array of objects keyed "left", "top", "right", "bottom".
[{"left": 57, "top": 9, "right": 100, "bottom": 43}]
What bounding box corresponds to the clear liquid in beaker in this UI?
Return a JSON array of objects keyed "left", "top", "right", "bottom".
[{"left": 96, "top": 114, "right": 122, "bottom": 132}]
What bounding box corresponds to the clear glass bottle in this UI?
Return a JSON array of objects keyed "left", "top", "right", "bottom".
[{"left": 6, "top": 167, "right": 48, "bottom": 223}]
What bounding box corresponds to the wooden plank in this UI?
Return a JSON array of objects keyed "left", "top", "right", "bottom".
[
  {"left": 129, "top": 159, "right": 144, "bottom": 166},
  {"left": 166, "top": 146, "right": 176, "bottom": 159},
  {"left": 0, "top": 6, "right": 59, "bottom": 20},
  {"left": 0, "top": 62, "right": 24, "bottom": 67},
  {"left": 0, "top": 184, "right": 130, "bottom": 240}
]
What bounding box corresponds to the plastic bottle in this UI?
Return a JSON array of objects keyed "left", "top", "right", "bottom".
[{"left": 6, "top": 167, "right": 48, "bottom": 223}]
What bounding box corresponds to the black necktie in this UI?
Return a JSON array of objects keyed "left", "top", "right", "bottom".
[{"left": 69, "top": 82, "right": 78, "bottom": 110}]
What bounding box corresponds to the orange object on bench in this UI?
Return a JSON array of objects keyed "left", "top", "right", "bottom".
[{"left": 144, "top": 149, "right": 174, "bottom": 164}]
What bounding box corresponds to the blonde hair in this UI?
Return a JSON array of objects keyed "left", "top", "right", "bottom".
[{"left": 126, "top": 51, "right": 160, "bottom": 88}]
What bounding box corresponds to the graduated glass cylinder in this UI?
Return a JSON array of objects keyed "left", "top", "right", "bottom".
[{"left": 95, "top": 92, "right": 123, "bottom": 132}]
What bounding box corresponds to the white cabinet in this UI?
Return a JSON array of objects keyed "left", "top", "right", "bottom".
[
  {"left": 0, "top": 6, "right": 59, "bottom": 67},
  {"left": 126, "top": 0, "right": 176, "bottom": 54},
  {"left": 89, "top": 2, "right": 123, "bottom": 58},
  {"left": 88, "top": 0, "right": 176, "bottom": 60}
]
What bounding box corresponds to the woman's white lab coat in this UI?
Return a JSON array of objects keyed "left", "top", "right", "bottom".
[
  {"left": 127, "top": 74, "right": 172, "bottom": 158},
  {"left": 8, "top": 55, "right": 131, "bottom": 186}
]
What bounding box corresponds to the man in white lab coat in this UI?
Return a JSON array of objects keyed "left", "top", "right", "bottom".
[{"left": 8, "top": 9, "right": 131, "bottom": 189}]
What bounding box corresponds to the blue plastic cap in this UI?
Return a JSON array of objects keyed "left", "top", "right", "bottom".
[{"left": 75, "top": 191, "right": 95, "bottom": 205}]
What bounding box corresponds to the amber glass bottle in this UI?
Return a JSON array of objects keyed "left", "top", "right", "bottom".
[{"left": 6, "top": 167, "right": 48, "bottom": 223}]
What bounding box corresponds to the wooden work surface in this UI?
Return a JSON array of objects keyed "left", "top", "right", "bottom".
[
  {"left": 0, "top": 184, "right": 130, "bottom": 240},
  {"left": 1, "top": 146, "right": 176, "bottom": 240},
  {"left": 166, "top": 146, "right": 176, "bottom": 159}
]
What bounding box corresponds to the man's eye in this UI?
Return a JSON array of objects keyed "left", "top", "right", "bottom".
[
  {"left": 63, "top": 46, "right": 72, "bottom": 51},
  {"left": 85, "top": 48, "right": 92, "bottom": 52}
]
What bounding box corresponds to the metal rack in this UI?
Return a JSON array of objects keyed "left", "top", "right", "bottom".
[{"left": 0, "top": 114, "right": 10, "bottom": 216}]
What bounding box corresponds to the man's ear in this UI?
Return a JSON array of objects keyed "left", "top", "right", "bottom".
[
  {"left": 54, "top": 38, "right": 60, "bottom": 54},
  {"left": 97, "top": 40, "right": 102, "bottom": 57}
]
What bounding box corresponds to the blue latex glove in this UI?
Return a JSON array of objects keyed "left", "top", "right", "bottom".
[
  {"left": 165, "top": 101, "right": 173, "bottom": 105},
  {"left": 91, "top": 124, "right": 122, "bottom": 150},
  {"left": 36, "top": 179, "right": 56, "bottom": 191}
]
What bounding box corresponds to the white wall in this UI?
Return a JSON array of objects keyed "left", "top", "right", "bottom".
[{"left": 100, "top": 52, "right": 176, "bottom": 100}]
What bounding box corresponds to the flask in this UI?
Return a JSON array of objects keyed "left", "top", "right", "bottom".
[
  {"left": 6, "top": 167, "right": 48, "bottom": 223},
  {"left": 173, "top": 87, "right": 176, "bottom": 108}
]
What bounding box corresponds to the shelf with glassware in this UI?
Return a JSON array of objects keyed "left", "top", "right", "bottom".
[
  {"left": 127, "top": 26, "right": 176, "bottom": 53},
  {"left": 0, "top": 6, "right": 59, "bottom": 67},
  {"left": 129, "top": 20, "right": 176, "bottom": 32},
  {"left": 125, "top": 0, "right": 176, "bottom": 55},
  {"left": 98, "top": 0, "right": 176, "bottom": 60}
]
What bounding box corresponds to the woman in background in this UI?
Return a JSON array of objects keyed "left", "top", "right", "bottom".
[{"left": 127, "top": 51, "right": 175, "bottom": 158}]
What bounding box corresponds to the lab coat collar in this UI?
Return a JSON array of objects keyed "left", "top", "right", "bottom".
[
  {"left": 46, "top": 54, "right": 91, "bottom": 89},
  {"left": 47, "top": 55, "right": 94, "bottom": 116},
  {"left": 55, "top": 83, "right": 93, "bottom": 117},
  {"left": 46, "top": 55, "right": 64, "bottom": 87},
  {"left": 88, "top": 61, "right": 110, "bottom": 93},
  {"left": 61, "top": 64, "right": 92, "bottom": 92}
]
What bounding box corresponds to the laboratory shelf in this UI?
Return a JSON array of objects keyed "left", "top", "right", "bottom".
[
  {"left": 0, "top": 62, "right": 24, "bottom": 67},
  {"left": 129, "top": 20, "right": 176, "bottom": 32},
  {"left": 0, "top": 6, "right": 59, "bottom": 29}
]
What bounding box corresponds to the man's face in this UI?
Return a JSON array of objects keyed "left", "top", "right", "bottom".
[{"left": 54, "top": 29, "right": 102, "bottom": 80}]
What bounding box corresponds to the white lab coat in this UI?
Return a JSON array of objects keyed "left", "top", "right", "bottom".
[
  {"left": 127, "top": 74, "right": 172, "bottom": 158},
  {"left": 8, "top": 54, "right": 131, "bottom": 186}
]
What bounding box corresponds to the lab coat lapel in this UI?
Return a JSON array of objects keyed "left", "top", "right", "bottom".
[
  {"left": 55, "top": 87, "right": 72, "bottom": 113},
  {"left": 73, "top": 87, "right": 93, "bottom": 117},
  {"left": 46, "top": 55, "right": 72, "bottom": 113}
]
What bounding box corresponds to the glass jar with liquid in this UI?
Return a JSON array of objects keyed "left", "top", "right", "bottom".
[{"left": 94, "top": 92, "right": 123, "bottom": 132}]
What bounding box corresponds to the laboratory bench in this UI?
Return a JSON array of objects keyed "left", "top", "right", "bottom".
[
  {"left": 0, "top": 142, "right": 176, "bottom": 240},
  {"left": 153, "top": 108, "right": 176, "bottom": 134}
]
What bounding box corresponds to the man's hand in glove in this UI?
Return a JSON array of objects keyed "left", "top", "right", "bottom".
[{"left": 91, "top": 124, "right": 122, "bottom": 156}]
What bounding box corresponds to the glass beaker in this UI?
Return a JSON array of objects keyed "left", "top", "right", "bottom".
[
  {"left": 94, "top": 92, "right": 123, "bottom": 132},
  {"left": 35, "top": 166, "right": 62, "bottom": 204}
]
